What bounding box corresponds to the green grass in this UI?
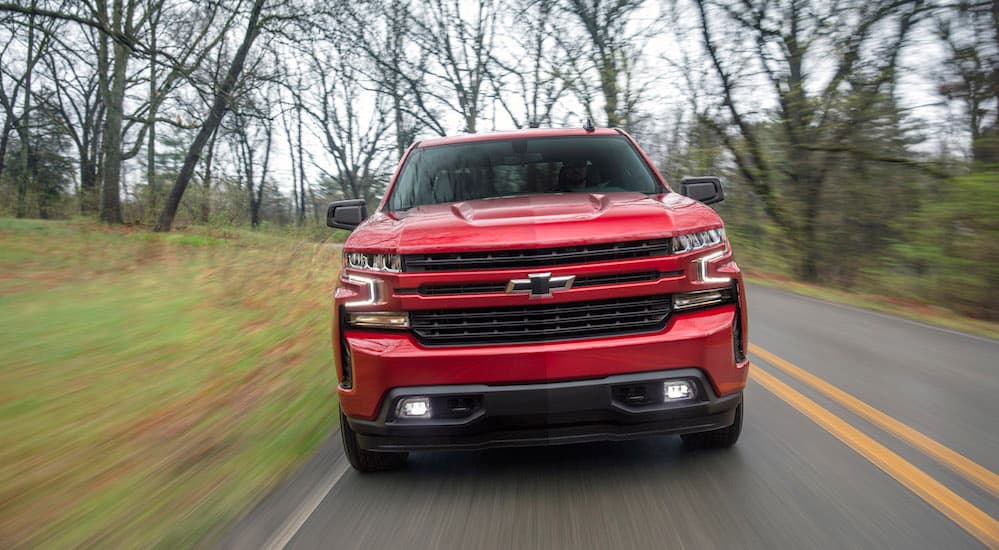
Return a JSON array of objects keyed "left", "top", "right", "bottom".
[{"left": 0, "top": 218, "right": 340, "bottom": 547}]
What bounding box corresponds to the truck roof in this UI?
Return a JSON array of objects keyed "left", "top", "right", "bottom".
[{"left": 416, "top": 127, "right": 622, "bottom": 148}]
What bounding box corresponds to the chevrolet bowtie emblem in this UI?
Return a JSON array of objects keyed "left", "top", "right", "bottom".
[{"left": 506, "top": 272, "right": 576, "bottom": 298}]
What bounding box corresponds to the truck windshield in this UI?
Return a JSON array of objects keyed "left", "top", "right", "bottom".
[{"left": 386, "top": 135, "right": 663, "bottom": 210}]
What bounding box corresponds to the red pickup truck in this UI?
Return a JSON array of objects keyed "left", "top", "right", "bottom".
[{"left": 328, "top": 127, "right": 748, "bottom": 472}]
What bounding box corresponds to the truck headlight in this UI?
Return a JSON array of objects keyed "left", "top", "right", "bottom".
[
  {"left": 671, "top": 228, "right": 725, "bottom": 253},
  {"left": 345, "top": 252, "right": 402, "bottom": 272}
]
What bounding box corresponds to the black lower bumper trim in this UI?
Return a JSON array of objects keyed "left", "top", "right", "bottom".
[{"left": 347, "top": 369, "right": 742, "bottom": 452}]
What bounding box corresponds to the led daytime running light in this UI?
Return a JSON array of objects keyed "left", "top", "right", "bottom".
[{"left": 696, "top": 248, "right": 731, "bottom": 283}]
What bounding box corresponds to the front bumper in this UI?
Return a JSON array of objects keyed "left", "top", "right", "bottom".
[
  {"left": 346, "top": 369, "right": 742, "bottom": 451},
  {"left": 337, "top": 305, "right": 748, "bottom": 420}
]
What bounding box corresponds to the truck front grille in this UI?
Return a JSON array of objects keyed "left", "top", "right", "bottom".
[
  {"left": 410, "top": 294, "right": 672, "bottom": 345},
  {"left": 402, "top": 239, "right": 670, "bottom": 272}
]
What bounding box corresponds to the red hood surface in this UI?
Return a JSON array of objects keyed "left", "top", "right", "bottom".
[{"left": 344, "top": 192, "right": 723, "bottom": 254}]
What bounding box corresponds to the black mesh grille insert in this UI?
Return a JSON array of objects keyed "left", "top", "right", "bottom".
[
  {"left": 415, "top": 282, "right": 508, "bottom": 295},
  {"left": 403, "top": 239, "right": 671, "bottom": 272},
  {"left": 410, "top": 294, "right": 672, "bottom": 345}
]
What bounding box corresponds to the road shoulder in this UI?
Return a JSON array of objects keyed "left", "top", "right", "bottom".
[{"left": 216, "top": 432, "right": 346, "bottom": 549}]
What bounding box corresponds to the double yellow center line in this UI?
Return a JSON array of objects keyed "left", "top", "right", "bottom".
[{"left": 749, "top": 344, "right": 999, "bottom": 548}]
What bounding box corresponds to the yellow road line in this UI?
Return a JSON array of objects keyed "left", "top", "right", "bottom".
[
  {"left": 750, "top": 366, "right": 999, "bottom": 548},
  {"left": 750, "top": 343, "right": 999, "bottom": 499}
]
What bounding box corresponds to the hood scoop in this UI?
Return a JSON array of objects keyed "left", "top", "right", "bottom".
[{"left": 450, "top": 193, "right": 616, "bottom": 222}]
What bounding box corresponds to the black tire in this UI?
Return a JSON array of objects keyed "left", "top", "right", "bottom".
[
  {"left": 681, "top": 403, "right": 743, "bottom": 449},
  {"left": 340, "top": 409, "right": 408, "bottom": 473}
]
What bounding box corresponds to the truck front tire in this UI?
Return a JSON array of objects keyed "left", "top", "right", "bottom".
[
  {"left": 681, "top": 403, "right": 743, "bottom": 448},
  {"left": 340, "top": 408, "right": 408, "bottom": 473}
]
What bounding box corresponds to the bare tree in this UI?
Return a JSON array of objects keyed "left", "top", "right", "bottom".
[
  {"left": 2, "top": 0, "right": 236, "bottom": 222},
  {"left": 490, "top": 0, "right": 568, "bottom": 128},
  {"left": 276, "top": 60, "right": 310, "bottom": 224},
  {"left": 303, "top": 45, "right": 393, "bottom": 206},
  {"left": 39, "top": 26, "right": 105, "bottom": 214},
  {"left": 8, "top": 0, "right": 221, "bottom": 222},
  {"left": 684, "top": 0, "right": 930, "bottom": 279},
  {"left": 95, "top": 0, "right": 137, "bottom": 223},
  {"left": 412, "top": 0, "right": 498, "bottom": 133},
  {"left": 935, "top": 0, "right": 999, "bottom": 163},
  {"left": 228, "top": 90, "right": 273, "bottom": 228},
  {"left": 341, "top": 0, "right": 448, "bottom": 156},
  {"left": 278, "top": 76, "right": 300, "bottom": 222},
  {"left": 0, "top": 1, "right": 57, "bottom": 217},
  {"left": 0, "top": 0, "right": 142, "bottom": 222},
  {"left": 155, "top": 0, "right": 268, "bottom": 232},
  {"left": 117, "top": 1, "right": 235, "bottom": 215},
  {"left": 559, "top": 0, "right": 648, "bottom": 129},
  {"left": 145, "top": 0, "right": 161, "bottom": 205}
]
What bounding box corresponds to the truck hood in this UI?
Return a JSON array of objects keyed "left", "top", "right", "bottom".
[{"left": 344, "top": 192, "right": 723, "bottom": 254}]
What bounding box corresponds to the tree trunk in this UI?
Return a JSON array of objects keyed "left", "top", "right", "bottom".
[
  {"left": 146, "top": 11, "right": 157, "bottom": 215},
  {"left": 250, "top": 198, "right": 261, "bottom": 227},
  {"left": 0, "top": 122, "right": 10, "bottom": 184},
  {"left": 253, "top": 117, "right": 272, "bottom": 228},
  {"left": 83, "top": 29, "right": 109, "bottom": 218},
  {"left": 100, "top": 42, "right": 127, "bottom": 223},
  {"left": 200, "top": 126, "right": 217, "bottom": 223},
  {"left": 797, "top": 173, "right": 823, "bottom": 281},
  {"left": 79, "top": 154, "right": 98, "bottom": 212},
  {"left": 308, "top": 184, "right": 319, "bottom": 223},
  {"left": 14, "top": 125, "right": 29, "bottom": 218},
  {"left": 14, "top": 126, "right": 28, "bottom": 217},
  {"left": 80, "top": 131, "right": 101, "bottom": 215},
  {"left": 393, "top": 86, "right": 406, "bottom": 160},
  {"left": 799, "top": 221, "right": 819, "bottom": 281},
  {"left": 155, "top": 0, "right": 266, "bottom": 232},
  {"left": 15, "top": 1, "right": 35, "bottom": 218},
  {"left": 600, "top": 53, "right": 621, "bottom": 127},
  {"left": 281, "top": 94, "right": 299, "bottom": 221},
  {"left": 296, "top": 99, "right": 305, "bottom": 224},
  {"left": 100, "top": 0, "right": 128, "bottom": 224}
]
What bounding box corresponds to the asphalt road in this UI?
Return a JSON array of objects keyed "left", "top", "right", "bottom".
[{"left": 223, "top": 283, "right": 999, "bottom": 549}]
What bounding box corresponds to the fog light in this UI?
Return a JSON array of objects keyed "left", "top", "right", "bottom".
[
  {"left": 347, "top": 311, "right": 409, "bottom": 329},
  {"left": 397, "top": 397, "right": 431, "bottom": 419},
  {"left": 673, "top": 290, "right": 723, "bottom": 311},
  {"left": 664, "top": 380, "right": 696, "bottom": 402}
]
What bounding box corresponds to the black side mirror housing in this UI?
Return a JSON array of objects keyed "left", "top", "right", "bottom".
[
  {"left": 326, "top": 199, "right": 368, "bottom": 230},
  {"left": 679, "top": 176, "right": 725, "bottom": 205}
]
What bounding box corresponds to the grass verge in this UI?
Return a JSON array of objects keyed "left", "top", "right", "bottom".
[{"left": 0, "top": 218, "right": 340, "bottom": 548}]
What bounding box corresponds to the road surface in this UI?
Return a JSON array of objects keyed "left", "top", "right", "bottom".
[{"left": 223, "top": 283, "right": 999, "bottom": 549}]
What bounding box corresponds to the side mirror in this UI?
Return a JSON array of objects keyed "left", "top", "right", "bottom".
[
  {"left": 326, "top": 199, "right": 368, "bottom": 230},
  {"left": 679, "top": 176, "right": 725, "bottom": 205}
]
